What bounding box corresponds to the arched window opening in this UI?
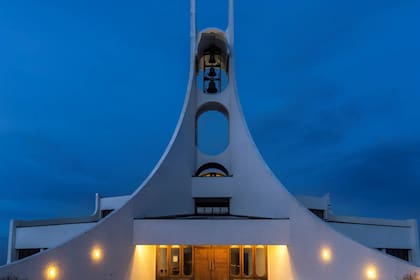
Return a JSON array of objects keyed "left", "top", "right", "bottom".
[
  {"left": 196, "top": 31, "right": 229, "bottom": 94},
  {"left": 195, "top": 162, "right": 229, "bottom": 177},
  {"left": 196, "top": 110, "right": 228, "bottom": 155}
]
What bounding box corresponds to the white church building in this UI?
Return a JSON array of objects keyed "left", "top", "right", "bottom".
[{"left": 1, "top": 1, "right": 420, "bottom": 279}]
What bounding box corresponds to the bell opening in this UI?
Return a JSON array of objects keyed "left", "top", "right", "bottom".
[{"left": 195, "top": 31, "right": 229, "bottom": 94}]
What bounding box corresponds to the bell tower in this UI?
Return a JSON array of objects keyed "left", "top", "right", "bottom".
[
  {"left": 127, "top": 0, "right": 295, "bottom": 219},
  {"left": 189, "top": 0, "right": 234, "bottom": 180}
]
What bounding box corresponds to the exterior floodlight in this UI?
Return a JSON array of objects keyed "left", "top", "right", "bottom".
[
  {"left": 365, "top": 265, "right": 377, "bottom": 279},
  {"left": 45, "top": 264, "right": 58, "bottom": 279},
  {"left": 91, "top": 246, "right": 103, "bottom": 263},
  {"left": 320, "top": 247, "right": 332, "bottom": 263}
]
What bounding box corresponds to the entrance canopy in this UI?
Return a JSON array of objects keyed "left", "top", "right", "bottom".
[{"left": 133, "top": 219, "right": 289, "bottom": 244}]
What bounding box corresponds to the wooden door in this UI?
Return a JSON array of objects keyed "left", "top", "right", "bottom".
[
  {"left": 194, "top": 246, "right": 211, "bottom": 280},
  {"left": 194, "top": 246, "right": 229, "bottom": 280},
  {"left": 212, "top": 247, "right": 229, "bottom": 280}
]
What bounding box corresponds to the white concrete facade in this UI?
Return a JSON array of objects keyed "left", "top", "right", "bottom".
[
  {"left": 133, "top": 219, "right": 290, "bottom": 245},
  {"left": 1, "top": 1, "right": 420, "bottom": 279}
]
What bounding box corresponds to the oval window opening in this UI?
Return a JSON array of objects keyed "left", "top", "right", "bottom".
[{"left": 197, "top": 110, "right": 228, "bottom": 155}]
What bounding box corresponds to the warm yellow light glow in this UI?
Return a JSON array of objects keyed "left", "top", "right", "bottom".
[
  {"left": 45, "top": 264, "right": 58, "bottom": 279},
  {"left": 171, "top": 245, "right": 180, "bottom": 248},
  {"left": 91, "top": 246, "right": 103, "bottom": 262},
  {"left": 130, "top": 245, "right": 156, "bottom": 279},
  {"left": 320, "top": 247, "right": 332, "bottom": 263},
  {"left": 230, "top": 245, "right": 239, "bottom": 248},
  {"left": 48, "top": 268, "right": 56, "bottom": 278},
  {"left": 365, "top": 265, "right": 377, "bottom": 279},
  {"left": 269, "top": 245, "right": 295, "bottom": 279},
  {"left": 279, "top": 245, "right": 288, "bottom": 256}
]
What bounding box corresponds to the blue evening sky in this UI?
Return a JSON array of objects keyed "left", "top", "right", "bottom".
[{"left": 0, "top": 0, "right": 419, "bottom": 264}]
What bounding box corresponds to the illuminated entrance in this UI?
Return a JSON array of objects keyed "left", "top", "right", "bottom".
[{"left": 156, "top": 245, "right": 267, "bottom": 280}]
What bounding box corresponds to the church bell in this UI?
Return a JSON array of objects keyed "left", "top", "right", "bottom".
[
  {"left": 208, "top": 54, "right": 216, "bottom": 64},
  {"left": 208, "top": 67, "right": 217, "bottom": 77},
  {"left": 207, "top": 80, "right": 218, "bottom": 93}
]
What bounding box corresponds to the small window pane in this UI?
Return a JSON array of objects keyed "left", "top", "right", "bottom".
[
  {"left": 157, "top": 247, "right": 168, "bottom": 276},
  {"left": 183, "top": 246, "right": 193, "bottom": 276},
  {"left": 256, "top": 246, "right": 266, "bottom": 277},
  {"left": 230, "top": 247, "right": 240, "bottom": 275},
  {"left": 170, "top": 247, "right": 180, "bottom": 276},
  {"left": 243, "top": 247, "right": 253, "bottom": 276}
]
